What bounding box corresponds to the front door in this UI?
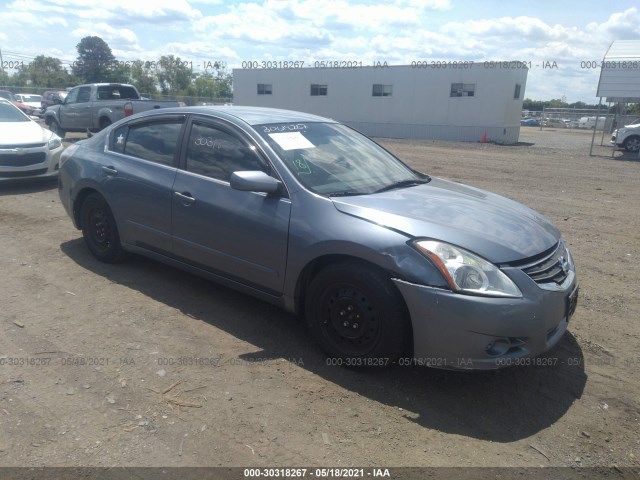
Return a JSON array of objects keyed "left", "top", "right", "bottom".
[{"left": 171, "top": 119, "right": 291, "bottom": 294}]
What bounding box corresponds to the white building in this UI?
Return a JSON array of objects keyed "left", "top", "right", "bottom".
[{"left": 233, "top": 64, "right": 528, "bottom": 144}]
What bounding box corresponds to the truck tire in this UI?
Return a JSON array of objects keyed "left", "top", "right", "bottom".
[
  {"left": 48, "top": 119, "right": 65, "bottom": 139},
  {"left": 99, "top": 118, "right": 112, "bottom": 131}
]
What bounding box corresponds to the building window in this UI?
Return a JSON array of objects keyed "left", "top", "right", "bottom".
[
  {"left": 450, "top": 83, "right": 475, "bottom": 97},
  {"left": 372, "top": 84, "right": 392, "bottom": 97},
  {"left": 257, "top": 84, "right": 272, "bottom": 95},
  {"left": 310, "top": 84, "right": 328, "bottom": 96},
  {"left": 514, "top": 84, "right": 521, "bottom": 99}
]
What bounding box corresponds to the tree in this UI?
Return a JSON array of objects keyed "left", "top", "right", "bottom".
[
  {"left": 73, "top": 36, "right": 116, "bottom": 83},
  {"left": 16, "top": 55, "right": 77, "bottom": 88},
  {"left": 129, "top": 61, "right": 158, "bottom": 96},
  {"left": 156, "top": 55, "right": 192, "bottom": 95}
]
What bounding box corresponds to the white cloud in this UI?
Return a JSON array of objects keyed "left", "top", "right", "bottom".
[
  {"left": 587, "top": 7, "right": 640, "bottom": 39},
  {"left": 71, "top": 23, "right": 139, "bottom": 48}
]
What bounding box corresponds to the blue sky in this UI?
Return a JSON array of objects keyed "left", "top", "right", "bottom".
[{"left": 1, "top": 0, "right": 639, "bottom": 102}]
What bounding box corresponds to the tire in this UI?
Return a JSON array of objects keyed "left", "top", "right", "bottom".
[
  {"left": 48, "top": 119, "right": 65, "bottom": 138},
  {"left": 305, "top": 262, "right": 410, "bottom": 367},
  {"left": 80, "top": 193, "right": 125, "bottom": 263},
  {"left": 623, "top": 135, "right": 640, "bottom": 153},
  {"left": 99, "top": 117, "right": 112, "bottom": 131}
]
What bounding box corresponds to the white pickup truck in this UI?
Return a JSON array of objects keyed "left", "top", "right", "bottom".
[
  {"left": 44, "top": 83, "right": 182, "bottom": 138},
  {"left": 611, "top": 122, "right": 640, "bottom": 152}
]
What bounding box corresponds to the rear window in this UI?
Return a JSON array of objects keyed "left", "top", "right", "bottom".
[
  {"left": 110, "top": 119, "right": 184, "bottom": 166},
  {"left": 96, "top": 85, "right": 139, "bottom": 100}
]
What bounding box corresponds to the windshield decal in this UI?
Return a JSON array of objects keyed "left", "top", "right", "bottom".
[
  {"left": 293, "top": 156, "right": 312, "bottom": 175},
  {"left": 263, "top": 124, "right": 308, "bottom": 133},
  {"left": 268, "top": 131, "right": 315, "bottom": 151}
]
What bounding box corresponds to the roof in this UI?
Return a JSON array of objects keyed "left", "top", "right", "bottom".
[
  {"left": 136, "top": 106, "right": 336, "bottom": 126},
  {"left": 596, "top": 40, "right": 640, "bottom": 101}
]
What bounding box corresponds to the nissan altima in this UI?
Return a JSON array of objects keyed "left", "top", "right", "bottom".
[{"left": 58, "top": 106, "right": 578, "bottom": 369}]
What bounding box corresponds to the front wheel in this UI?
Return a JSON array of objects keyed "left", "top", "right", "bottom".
[
  {"left": 80, "top": 193, "right": 125, "bottom": 263},
  {"left": 623, "top": 135, "right": 640, "bottom": 152},
  {"left": 48, "top": 119, "right": 65, "bottom": 138},
  {"left": 305, "top": 262, "right": 410, "bottom": 367}
]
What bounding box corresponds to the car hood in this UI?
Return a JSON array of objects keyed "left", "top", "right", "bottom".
[
  {"left": 331, "top": 177, "right": 560, "bottom": 263},
  {"left": 0, "top": 120, "right": 53, "bottom": 145}
]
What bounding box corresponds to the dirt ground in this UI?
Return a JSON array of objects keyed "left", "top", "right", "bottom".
[{"left": 0, "top": 126, "right": 638, "bottom": 474}]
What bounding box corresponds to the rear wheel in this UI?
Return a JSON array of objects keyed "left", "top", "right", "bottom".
[
  {"left": 305, "top": 262, "right": 410, "bottom": 367},
  {"left": 99, "top": 117, "right": 112, "bottom": 130},
  {"left": 80, "top": 193, "right": 125, "bottom": 263},
  {"left": 623, "top": 135, "right": 640, "bottom": 152}
]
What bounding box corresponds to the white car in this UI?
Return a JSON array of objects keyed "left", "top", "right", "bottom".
[
  {"left": 0, "top": 99, "right": 63, "bottom": 181},
  {"left": 14, "top": 94, "right": 43, "bottom": 116},
  {"left": 611, "top": 122, "right": 640, "bottom": 152}
]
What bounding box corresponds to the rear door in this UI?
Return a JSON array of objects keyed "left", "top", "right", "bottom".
[
  {"left": 101, "top": 115, "right": 187, "bottom": 253},
  {"left": 171, "top": 117, "right": 291, "bottom": 294}
]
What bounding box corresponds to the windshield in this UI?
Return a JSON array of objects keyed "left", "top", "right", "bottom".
[
  {"left": 256, "top": 122, "right": 427, "bottom": 195},
  {"left": 0, "top": 101, "right": 29, "bottom": 122}
]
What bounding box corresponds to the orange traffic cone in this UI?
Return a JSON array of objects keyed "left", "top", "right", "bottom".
[{"left": 481, "top": 132, "right": 487, "bottom": 143}]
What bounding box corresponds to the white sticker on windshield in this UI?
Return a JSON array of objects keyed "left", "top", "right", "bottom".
[{"left": 268, "top": 131, "right": 315, "bottom": 151}]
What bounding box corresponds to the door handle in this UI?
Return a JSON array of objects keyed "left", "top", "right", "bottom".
[
  {"left": 174, "top": 191, "right": 196, "bottom": 205},
  {"left": 102, "top": 166, "right": 118, "bottom": 176}
]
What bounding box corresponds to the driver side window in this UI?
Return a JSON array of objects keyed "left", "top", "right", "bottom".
[
  {"left": 65, "top": 88, "right": 79, "bottom": 104},
  {"left": 185, "top": 122, "right": 264, "bottom": 182}
]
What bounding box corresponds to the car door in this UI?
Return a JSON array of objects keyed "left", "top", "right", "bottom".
[
  {"left": 101, "top": 115, "right": 186, "bottom": 253},
  {"left": 59, "top": 86, "right": 91, "bottom": 129},
  {"left": 171, "top": 117, "right": 291, "bottom": 294}
]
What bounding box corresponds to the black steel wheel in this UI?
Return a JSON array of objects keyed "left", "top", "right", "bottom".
[
  {"left": 80, "top": 193, "right": 125, "bottom": 263},
  {"left": 305, "top": 262, "right": 410, "bottom": 367}
]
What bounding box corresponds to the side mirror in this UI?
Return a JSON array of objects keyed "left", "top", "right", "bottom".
[{"left": 230, "top": 171, "right": 281, "bottom": 194}]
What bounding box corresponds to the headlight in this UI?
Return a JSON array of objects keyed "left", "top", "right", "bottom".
[
  {"left": 413, "top": 240, "right": 522, "bottom": 298},
  {"left": 48, "top": 135, "right": 62, "bottom": 150}
]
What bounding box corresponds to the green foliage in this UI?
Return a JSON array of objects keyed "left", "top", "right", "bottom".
[
  {"left": 523, "top": 98, "right": 610, "bottom": 112},
  {"left": 73, "top": 36, "right": 117, "bottom": 83},
  {"left": 16, "top": 55, "right": 79, "bottom": 88}
]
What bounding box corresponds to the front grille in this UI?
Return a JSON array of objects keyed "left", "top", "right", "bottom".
[
  {"left": 0, "top": 152, "right": 47, "bottom": 167},
  {"left": 522, "top": 242, "right": 570, "bottom": 286},
  {"left": 0, "top": 168, "right": 48, "bottom": 178}
]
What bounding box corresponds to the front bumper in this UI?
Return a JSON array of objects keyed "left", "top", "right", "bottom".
[
  {"left": 393, "top": 269, "right": 578, "bottom": 370},
  {"left": 0, "top": 145, "right": 63, "bottom": 181}
]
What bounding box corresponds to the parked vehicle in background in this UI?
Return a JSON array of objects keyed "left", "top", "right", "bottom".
[
  {"left": 14, "top": 94, "right": 44, "bottom": 117},
  {"left": 0, "top": 99, "right": 63, "bottom": 181},
  {"left": 0, "top": 90, "right": 39, "bottom": 117},
  {"left": 520, "top": 118, "right": 540, "bottom": 127},
  {"left": 41, "top": 90, "right": 68, "bottom": 111},
  {"left": 611, "top": 121, "right": 640, "bottom": 152},
  {"left": 578, "top": 116, "right": 606, "bottom": 130},
  {"left": 58, "top": 106, "right": 578, "bottom": 370},
  {"left": 44, "top": 83, "right": 183, "bottom": 138},
  {"left": 542, "top": 118, "right": 571, "bottom": 128}
]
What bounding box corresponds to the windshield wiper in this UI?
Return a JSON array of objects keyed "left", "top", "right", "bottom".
[
  {"left": 328, "top": 190, "right": 364, "bottom": 197},
  {"left": 373, "top": 178, "right": 430, "bottom": 194}
]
